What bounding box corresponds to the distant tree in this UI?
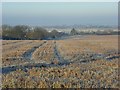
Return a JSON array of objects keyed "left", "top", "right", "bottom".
[
  {"left": 2, "top": 25, "right": 13, "bottom": 39},
  {"left": 50, "top": 29, "right": 59, "bottom": 38},
  {"left": 32, "top": 27, "right": 48, "bottom": 40},
  {"left": 70, "top": 28, "right": 78, "bottom": 35},
  {"left": 26, "top": 30, "right": 35, "bottom": 40},
  {"left": 2, "top": 25, "right": 30, "bottom": 40},
  {"left": 12, "top": 25, "right": 28, "bottom": 39}
]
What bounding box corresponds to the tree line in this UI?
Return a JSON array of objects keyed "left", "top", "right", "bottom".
[
  {"left": 2, "top": 25, "right": 67, "bottom": 40},
  {"left": 2, "top": 25, "right": 119, "bottom": 40}
]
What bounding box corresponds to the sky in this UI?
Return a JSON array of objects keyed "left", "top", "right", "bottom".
[
  {"left": 1, "top": 0, "right": 119, "bottom": 2},
  {"left": 2, "top": 2, "right": 118, "bottom": 26}
]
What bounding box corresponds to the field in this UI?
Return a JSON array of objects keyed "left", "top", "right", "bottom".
[{"left": 1, "top": 35, "right": 119, "bottom": 88}]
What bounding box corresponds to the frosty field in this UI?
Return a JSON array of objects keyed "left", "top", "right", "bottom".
[{"left": 2, "top": 35, "right": 119, "bottom": 88}]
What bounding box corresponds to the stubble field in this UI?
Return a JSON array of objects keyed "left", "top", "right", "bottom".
[{"left": 1, "top": 35, "right": 119, "bottom": 88}]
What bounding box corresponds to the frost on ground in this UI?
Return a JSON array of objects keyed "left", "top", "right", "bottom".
[{"left": 2, "top": 35, "right": 119, "bottom": 88}]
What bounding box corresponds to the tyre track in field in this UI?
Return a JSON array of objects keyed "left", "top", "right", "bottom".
[
  {"left": 53, "top": 41, "right": 120, "bottom": 64},
  {"left": 3, "top": 41, "right": 48, "bottom": 64},
  {"left": 2, "top": 40, "right": 71, "bottom": 74},
  {"left": 2, "top": 54, "right": 119, "bottom": 74},
  {"left": 2, "top": 41, "right": 47, "bottom": 74},
  {"left": 68, "top": 51, "right": 120, "bottom": 64},
  {"left": 3, "top": 40, "right": 119, "bottom": 74},
  {"left": 52, "top": 41, "right": 71, "bottom": 65},
  {"left": 2, "top": 61, "right": 70, "bottom": 74},
  {"left": 22, "top": 41, "right": 47, "bottom": 61}
]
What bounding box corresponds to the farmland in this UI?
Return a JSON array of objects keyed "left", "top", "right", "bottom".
[{"left": 1, "top": 35, "right": 119, "bottom": 88}]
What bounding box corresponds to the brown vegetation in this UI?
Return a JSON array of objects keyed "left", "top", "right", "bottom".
[{"left": 2, "top": 35, "right": 119, "bottom": 88}]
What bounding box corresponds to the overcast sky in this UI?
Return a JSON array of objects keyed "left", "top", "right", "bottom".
[{"left": 2, "top": 2, "right": 118, "bottom": 26}]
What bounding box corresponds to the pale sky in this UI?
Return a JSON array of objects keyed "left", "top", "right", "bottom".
[{"left": 2, "top": 2, "right": 118, "bottom": 26}]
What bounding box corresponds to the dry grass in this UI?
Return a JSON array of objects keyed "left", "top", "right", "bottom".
[
  {"left": 32, "top": 40, "right": 55, "bottom": 63},
  {"left": 56, "top": 35, "right": 119, "bottom": 61},
  {"left": 2, "top": 40, "right": 44, "bottom": 67},
  {"left": 2, "top": 59, "right": 118, "bottom": 88},
  {"left": 2, "top": 35, "right": 119, "bottom": 88}
]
